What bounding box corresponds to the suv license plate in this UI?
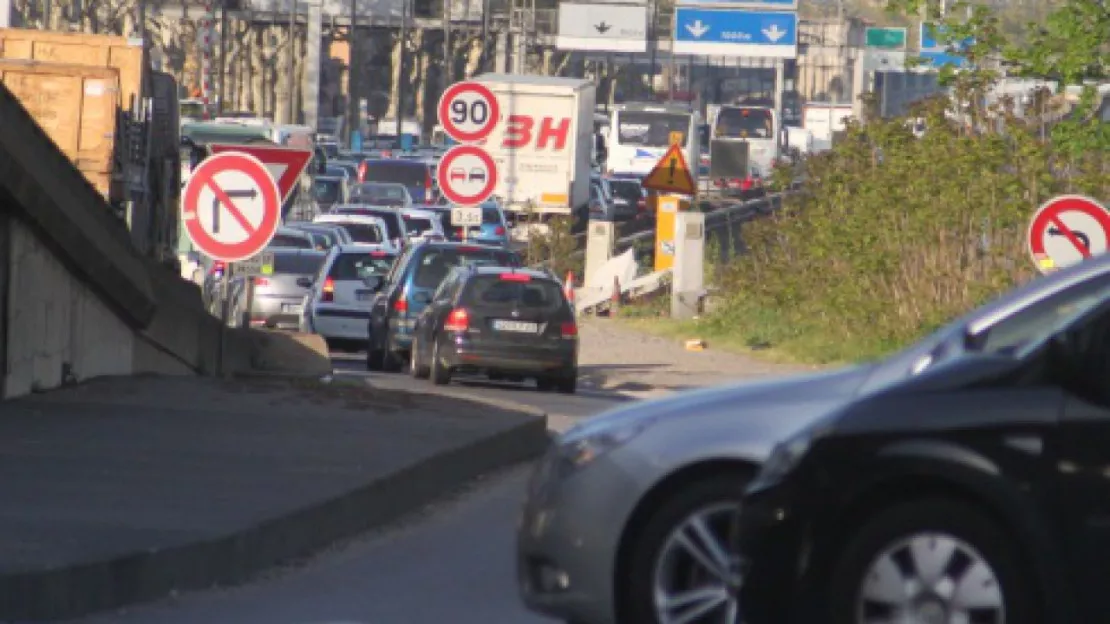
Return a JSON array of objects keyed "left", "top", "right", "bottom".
[
  {"left": 356, "top": 290, "right": 373, "bottom": 301},
  {"left": 282, "top": 304, "right": 303, "bottom": 314},
  {"left": 492, "top": 320, "right": 538, "bottom": 333}
]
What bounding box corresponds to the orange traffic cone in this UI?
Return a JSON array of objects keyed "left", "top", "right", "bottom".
[{"left": 564, "top": 271, "right": 576, "bottom": 307}]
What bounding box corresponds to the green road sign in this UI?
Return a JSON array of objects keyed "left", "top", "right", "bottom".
[{"left": 865, "top": 27, "right": 907, "bottom": 49}]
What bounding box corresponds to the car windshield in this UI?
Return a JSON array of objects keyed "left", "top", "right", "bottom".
[
  {"left": 967, "top": 276, "right": 1110, "bottom": 358},
  {"left": 269, "top": 233, "right": 313, "bottom": 249},
  {"left": 327, "top": 252, "right": 396, "bottom": 280},
  {"left": 334, "top": 223, "right": 384, "bottom": 244},
  {"left": 403, "top": 215, "right": 435, "bottom": 236},
  {"left": 273, "top": 253, "right": 325, "bottom": 275},
  {"left": 412, "top": 249, "right": 520, "bottom": 289},
  {"left": 461, "top": 276, "right": 565, "bottom": 312},
  {"left": 351, "top": 183, "right": 409, "bottom": 205},
  {"left": 616, "top": 111, "right": 690, "bottom": 148},
  {"left": 715, "top": 107, "right": 775, "bottom": 140},
  {"left": 313, "top": 180, "right": 342, "bottom": 203}
]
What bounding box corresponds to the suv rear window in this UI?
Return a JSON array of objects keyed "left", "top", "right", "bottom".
[
  {"left": 461, "top": 276, "right": 565, "bottom": 311},
  {"left": 334, "top": 223, "right": 384, "bottom": 244},
  {"left": 362, "top": 161, "right": 427, "bottom": 187},
  {"left": 274, "top": 253, "right": 326, "bottom": 275},
  {"left": 412, "top": 249, "right": 520, "bottom": 289},
  {"left": 339, "top": 208, "right": 403, "bottom": 240},
  {"left": 328, "top": 252, "right": 396, "bottom": 280},
  {"left": 270, "top": 233, "right": 313, "bottom": 249},
  {"left": 403, "top": 215, "right": 435, "bottom": 235},
  {"left": 482, "top": 206, "right": 502, "bottom": 224}
]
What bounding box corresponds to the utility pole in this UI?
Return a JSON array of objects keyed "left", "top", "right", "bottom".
[
  {"left": 443, "top": 0, "right": 451, "bottom": 85},
  {"left": 648, "top": 0, "right": 658, "bottom": 98},
  {"left": 288, "top": 0, "right": 297, "bottom": 124},
  {"left": 397, "top": 0, "right": 408, "bottom": 139},
  {"left": 218, "top": 0, "right": 229, "bottom": 113},
  {"left": 347, "top": 0, "right": 359, "bottom": 148}
]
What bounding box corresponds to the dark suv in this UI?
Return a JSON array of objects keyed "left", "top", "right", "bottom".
[
  {"left": 364, "top": 241, "right": 521, "bottom": 371},
  {"left": 409, "top": 266, "right": 578, "bottom": 392}
]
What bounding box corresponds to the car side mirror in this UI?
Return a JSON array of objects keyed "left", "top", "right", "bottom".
[
  {"left": 362, "top": 275, "right": 384, "bottom": 291},
  {"left": 296, "top": 277, "right": 314, "bottom": 288},
  {"left": 411, "top": 291, "right": 432, "bottom": 304}
]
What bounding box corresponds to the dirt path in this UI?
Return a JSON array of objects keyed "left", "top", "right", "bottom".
[{"left": 576, "top": 318, "right": 816, "bottom": 399}]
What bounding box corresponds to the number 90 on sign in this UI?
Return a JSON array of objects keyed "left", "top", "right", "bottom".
[
  {"left": 438, "top": 81, "right": 501, "bottom": 143},
  {"left": 451, "top": 206, "right": 483, "bottom": 227}
]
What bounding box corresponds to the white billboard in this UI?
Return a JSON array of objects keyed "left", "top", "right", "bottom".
[
  {"left": 556, "top": 3, "right": 648, "bottom": 53},
  {"left": 244, "top": 0, "right": 484, "bottom": 23}
]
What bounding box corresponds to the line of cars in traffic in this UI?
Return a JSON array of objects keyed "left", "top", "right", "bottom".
[
  {"left": 515, "top": 245, "right": 1110, "bottom": 624},
  {"left": 198, "top": 187, "right": 580, "bottom": 394}
]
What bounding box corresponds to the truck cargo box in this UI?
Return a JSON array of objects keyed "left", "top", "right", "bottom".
[
  {"left": 0, "top": 28, "right": 145, "bottom": 109},
  {"left": 472, "top": 74, "right": 595, "bottom": 216},
  {"left": 0, "top": 59, "right": 120, "bottom": 198}
]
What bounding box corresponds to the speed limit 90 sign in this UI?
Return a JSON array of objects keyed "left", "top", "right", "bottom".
[{"left": 437, "top": 81, "right": 500, "bottom": 143}]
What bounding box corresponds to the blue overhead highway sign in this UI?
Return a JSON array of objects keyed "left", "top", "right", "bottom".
[
  {"left": 673, "top": 8, "right": 798, "bottom": 58},
  {"left": 676, "top": 0, "right": 797, "bottom": 8}
]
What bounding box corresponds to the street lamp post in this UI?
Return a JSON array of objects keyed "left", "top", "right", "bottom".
[
  {"left": 288, "top": 0, "right": 297, "bottom": 123},
  {"left": 396, "top": 0, "right": 408, "bottom": 139}
]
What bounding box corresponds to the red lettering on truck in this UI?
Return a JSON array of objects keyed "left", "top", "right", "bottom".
[{"left": 502, "top": 115, "right": 571, "bottom": 150}]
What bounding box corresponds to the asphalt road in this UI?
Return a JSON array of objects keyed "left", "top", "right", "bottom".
[{"left": 74, "top": 353, "right": 630, "bottom": 624}]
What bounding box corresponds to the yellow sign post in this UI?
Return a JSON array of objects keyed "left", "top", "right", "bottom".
[
  {"left": 654, "top": 194, "right": 691, "bottom": 272},
  {"left": 642, "top": 144, "right": 696, "bottom": 273}
]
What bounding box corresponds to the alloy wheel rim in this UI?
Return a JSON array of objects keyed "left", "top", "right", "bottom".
[
  {"left": 855, "top": 532, "right": 1004, "bottom": 624},
  {"left": 652, "top": 502, "right": 744, "bottom": 624},
  {"left": 410, "top": 338, "right": 418, "bottom": 370}
]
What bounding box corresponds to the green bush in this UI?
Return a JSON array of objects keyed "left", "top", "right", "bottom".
[{"left": 707, "top": 0, "right": 1110, "bottom": 363}]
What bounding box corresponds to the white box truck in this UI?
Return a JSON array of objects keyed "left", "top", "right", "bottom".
[{"left": 471, "top": 74, "right": 595, "bottom": 217}]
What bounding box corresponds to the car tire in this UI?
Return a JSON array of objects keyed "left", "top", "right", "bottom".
[
  {"left": 410, "top": 336, "right": 430, "bottom": 379},
  {"left": 429, "top": 338, "right": 451, "bottom": 386},
  {"left": 623, "top": 473, "right": 750, "bottom": 624},
  {"left": 366, "top": 344, "right": 383, "bottom": 371},
  {"left": 381, "top": 342, "right": 403, "bottom": 373},
  {"left": 827, "top": 498, "right": 1039, "bottom": 624},
  {"left": 556, "top": 372, "right": 577, "bottom": 394}
]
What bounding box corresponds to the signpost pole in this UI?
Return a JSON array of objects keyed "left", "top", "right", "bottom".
[
  {"left": 241, "top": 276, "right": 256, "bottom": 328},
  {"left": 217, "top": 275, "right": 231, "bottom": 377}
]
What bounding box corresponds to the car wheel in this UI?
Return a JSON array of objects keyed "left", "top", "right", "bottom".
[
  {"left": 827, "top": 498, "right": 1038, "bottom": 624},
  {"left": 366, "top": 344, "right": 383, "bottom": 371},
  {"left": 429, "top": 338, "right": 451, "bottom": 385},
  {"left": 381, "top": 343, "right": 403, "bottom": 373},
  {"left": 410, "top": 337, "right": 430, "bottom": 379},
  {"left": 556, "top": 372, "right": 577, "bottom": 394},
  {"left": 624, "top": 474, "right": 749, "bottom": 624},
  {"left": 536, "top": 377, "right": 555, "bottom": 392}
]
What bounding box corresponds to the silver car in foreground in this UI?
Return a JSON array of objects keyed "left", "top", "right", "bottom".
[
  {"left": 517, "top": 254, "right": 1110, "bottom": 624},
  {"left": 228, "top": 249, "right": 327, "bottom": 329}
]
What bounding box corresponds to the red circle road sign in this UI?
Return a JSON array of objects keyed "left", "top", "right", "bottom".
[
  {"left": 1027, "top": 194, "right": 1110, "bottom": 273},
  {"left": 437, "top": 81, "right": 500, "bottom": 143},
  {"left": 437, "top": 145, "right": 499, "bottom": 206},
  {"left": 181, "top": 151, "right": 281, "bottom": 262}
]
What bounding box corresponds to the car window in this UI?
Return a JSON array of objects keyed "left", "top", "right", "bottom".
[
  {"left": 433, "top": 271, "right": 461, "bottom": 303},
  {"left": 403, "top": 215, "right": 435, "bottom": 235},
  {"left": 341, "top": 209, "right": 403, "bottom": 240},
  {"left": 970, "top": 276, "right": 1110, "bottom": 357},
  {"left": 273, "top": 253, "right": 325, "bottom": 275},
  {"left": 412, "top": 249, "right": 520, "bottom": 289},
  {"left": 313, "top": 180, "right": 342, "bottom": 203},
  {"left": 361, "top": 162, "right": 426, "bottom": 187},
  {"left": 481, "top": 206, "right": 502, "bottom": 224},
  {"left": 327, "top": 252, "right": 396, "bottom": 280},
  {"left": 269, "top": 233, "right": 313, "bottom": 249},
  {"left": 461, "top": 276, "right": 565, "bottom": 311},
  {"left": 335, "top": 223, "right": 384, "bottom": 244}
]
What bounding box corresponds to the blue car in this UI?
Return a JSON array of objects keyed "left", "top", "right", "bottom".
[{"left": 446, "top": 201, "right": 512, "bottom": 247}]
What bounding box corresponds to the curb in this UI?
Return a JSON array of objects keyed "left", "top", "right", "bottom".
[{"left": 0, "top": 411, "right": 550, "bottom": 622}]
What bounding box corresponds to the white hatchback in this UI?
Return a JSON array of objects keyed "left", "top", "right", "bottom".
[
  {"left": 312, "top": 214, "right": 400, "bottom": 254},
  {"left": 400, "top": 208, "right": 447, "bottom": 243},
  {"left": 300, "top": 244, "right": 399, "bottom": 348}
]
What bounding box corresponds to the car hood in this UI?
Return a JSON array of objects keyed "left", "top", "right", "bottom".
[{"left": 561, "top": 364, "right": 876, "bottom": 456}]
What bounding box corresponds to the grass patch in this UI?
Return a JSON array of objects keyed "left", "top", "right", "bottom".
[{"left": 617, "top": 297, "right": 896, "bottom": 366}]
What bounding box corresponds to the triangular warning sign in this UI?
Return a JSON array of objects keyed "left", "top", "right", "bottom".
[{"left": 641, "top": 143, "right": 696, "bottom": 196}]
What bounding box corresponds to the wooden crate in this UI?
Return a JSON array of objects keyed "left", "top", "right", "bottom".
[
  {"left": 0, "top": 59, "right": 121, "bottom": 191},
  {"left": 0, "top": 28, "right": 144, "bottom": 109}
]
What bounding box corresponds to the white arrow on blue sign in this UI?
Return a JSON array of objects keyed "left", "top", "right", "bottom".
[{"left": 673, "top": 8, "right": 798, "bottom": 58}]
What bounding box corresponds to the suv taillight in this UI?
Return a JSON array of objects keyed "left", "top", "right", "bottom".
[
  {"left": 357, "top": 161, "right": 368, "bottom": 182},
  {"left": 444, "top": 308, "right": 469, "bottom": 332},
  {"left": 560, "top": 321, "right": 577, "bottom": 339},
  {"left": 321, "top": 277, "right": 335, "bottom": 302},
  {"left": 393, "top": 296, "right": 408, "bottom": 314}
]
